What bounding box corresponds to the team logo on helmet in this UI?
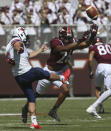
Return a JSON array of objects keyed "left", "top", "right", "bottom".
[
  {"left": 12, "top": 27, "right": 28, "bottom": 42},
  {"left": 59, "top": 26, "right": 74, "bottom": 43}
]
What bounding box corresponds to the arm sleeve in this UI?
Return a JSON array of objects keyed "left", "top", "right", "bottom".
[{"left": 89, "top": 45, "right": 95, "bottom": 53}]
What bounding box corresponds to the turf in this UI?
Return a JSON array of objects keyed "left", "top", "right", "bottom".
[{"left": 0, "top": 97, "right": 111, "bottom": 131}]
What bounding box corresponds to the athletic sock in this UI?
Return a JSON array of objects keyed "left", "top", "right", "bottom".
[
  {"left": 59, "top": 75, "right": 64, "bottom": 81},
  {"left": 31, "top": 116, "right": 38, "bottom": 125}
]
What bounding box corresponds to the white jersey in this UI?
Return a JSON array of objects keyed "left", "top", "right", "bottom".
[{"left": 6, "top": 37, "right": 32, "bottom": 76}]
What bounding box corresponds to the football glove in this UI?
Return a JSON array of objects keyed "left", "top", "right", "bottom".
[
  {"left": 90, "top": 23, "right": 98, "bottom": 39},
  {"left": 89, "top": 72, "right": 94, "bottom": 79},
  {"left": 77, "top": 30, "right": 91, "bottom": 44},
  {"left": 8, "top": 58, "right": 15, "bottom": 65}
]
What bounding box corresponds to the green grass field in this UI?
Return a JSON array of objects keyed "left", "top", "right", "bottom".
[{"left": 0, "top": 97, "right": 111, "bottom": 131}]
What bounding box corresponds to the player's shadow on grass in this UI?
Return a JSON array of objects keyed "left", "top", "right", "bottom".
[{"left": 100, "top": 111, "right": 111, "bottom": 114}]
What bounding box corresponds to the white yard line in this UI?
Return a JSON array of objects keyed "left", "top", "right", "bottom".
[{"left": 0, "top": 113, "right": 21, "bottom": 116}]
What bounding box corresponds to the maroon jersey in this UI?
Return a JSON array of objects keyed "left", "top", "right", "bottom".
[
  {"left": 89, "top": 43, "right": 111, "bottom": 64},
  {"left": 47, "top": 38, "right": 73, "bottom": 70}
]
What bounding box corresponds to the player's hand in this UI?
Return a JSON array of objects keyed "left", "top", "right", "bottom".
[
  {"left": 77, "top": 30, "right": 91, "bottom": 44},
  {"left": 82, "top": 30, "right": 91, "bottom": 40},
  {"left": 41, "top": 44, "right": 49, "bottom": 52},
  {"left": 89, "top": 72, "right": 94, "bottom": 79},
  {"left": 8, "top": 58, "right": 15, "bottom": 65},
  {"left": 90, "top": 23, "right": 98, "bottom": 38}
]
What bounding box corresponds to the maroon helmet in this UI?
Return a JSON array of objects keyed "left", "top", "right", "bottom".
[
  {"left": 59, "top": 26, "right": 74, "bottom": 43},
  {"left": 92, "top": 37, "right": 103, "bottom": 44}
]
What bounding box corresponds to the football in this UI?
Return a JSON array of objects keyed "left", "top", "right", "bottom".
[{"left": 86, "top": 5, "right": 98, "bottom": 20}]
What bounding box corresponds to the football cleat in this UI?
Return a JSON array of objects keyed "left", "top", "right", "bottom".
[
  {"left": 86, "top": 106, "right": 102, "bottom": 119},
  {"left": 22, "top": 106, "right": 28, "bottom": 123},
  {"left": 62, "top": 68, "right": 71, "bottom": 83},
  {"left": 48, "top": 110, "right": 60, "bottom": 122},
  {"left": 30, "top": 123, "right": 42, "bottom": 129}
]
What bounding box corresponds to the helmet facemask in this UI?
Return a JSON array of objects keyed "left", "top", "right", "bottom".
[
  {"left": 59, "top": 26, "right": 74, "bottom": 44},
  {"left": 92, "top": 37, "right": 103, "bottom": 45},
  {"left": 24, "top": 35, "right": 31, "bottom": 48}
]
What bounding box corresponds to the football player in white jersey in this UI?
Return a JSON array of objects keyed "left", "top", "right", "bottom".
[
  {"left": 6, "top": 27, "right": 70, "bottom": 129},
  {"left": 20, "top": 23, "right": 98, "bottom": 123}
]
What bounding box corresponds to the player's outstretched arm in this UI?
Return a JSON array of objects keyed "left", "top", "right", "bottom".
[
  {"left": 29, "top": 44, "right": 48, "bottom": 58},
  {"left": 54, "top": 24, "right": 98, "bottom": 52},
  {"left": 76, "top": 24, "right": 98, "bottom": 49},
  {"left": 54, "top": 42, "right": 78, "bottom": 52}
]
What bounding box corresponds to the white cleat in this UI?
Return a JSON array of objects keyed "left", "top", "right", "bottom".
[{"left": 86, "top": 106, "right": 102, "bottom": 119}]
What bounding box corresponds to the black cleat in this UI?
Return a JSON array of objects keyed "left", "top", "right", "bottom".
[
  {"left": 48, "top": 110, "right": 60, "bottom": 122},
  {"left": 98, "top": 104, "right": 104, "bottom": 114},
  {"left": 22, "top": 106, "right": 28, "bottom": 123}
]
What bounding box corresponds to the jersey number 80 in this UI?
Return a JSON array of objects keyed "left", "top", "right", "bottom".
[{"left": 97, "top": 44, "right": 111, "bottom": 55}]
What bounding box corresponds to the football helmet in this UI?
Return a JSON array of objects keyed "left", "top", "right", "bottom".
[
  {"left": 59, "top": 26, "right": 74, "bottom": 43},
  {"left": 93, "top": 37, "right": 103, "bottom": 44},
  {"left": 12, "top": 27, "right": 28, "bottom": 42}
]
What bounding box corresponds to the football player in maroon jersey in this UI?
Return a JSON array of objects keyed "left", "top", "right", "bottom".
[
  {"left": 88, "top": 37, "right": 105, "bottom": 114},
  {"left": 38, "top": 24, "right": 98, "bottom": 122},
  {"left": 86, "top": 37, "right": 111, "bottom": 119},
  {"left": 22, "top": 23, "right": 98, "bottom": 122}
]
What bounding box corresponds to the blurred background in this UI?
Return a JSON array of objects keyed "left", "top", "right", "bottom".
[{"left": 0, "top": 0, "right": 111, "bottom": 98}]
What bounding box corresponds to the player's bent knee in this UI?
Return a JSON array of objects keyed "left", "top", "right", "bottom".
[
  {"left": 61, "top": 84, "right": 69, "bottom": 94},
  {"left": 28, "top": 96, "right": 36, "bottom": 103}
]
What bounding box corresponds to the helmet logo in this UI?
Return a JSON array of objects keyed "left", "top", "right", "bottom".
[
  {"left": 20, "top": 27, "right": 24, "bottom": 32},
  {"left": 67, "top": 26, "right": 71, "bottom": 36}
]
